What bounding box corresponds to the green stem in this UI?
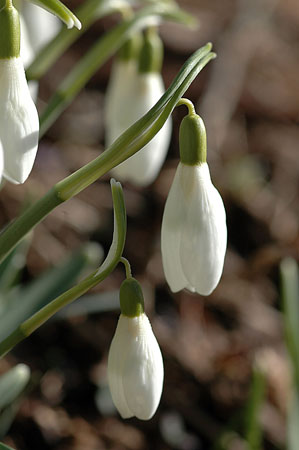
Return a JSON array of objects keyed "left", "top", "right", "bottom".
[
  {"left": 0, "top": 180, "right": 126, "bottom": 358},
  {"left": 0, "top": 44, "right": 215, "bottom": 264},
  {"left": 177, "top": 98, "right": 196, "bottom": 115},
  {"left": 244, "top": 367, "right": 266, "bottom": 450},
  {"left": 120, "top": 257, "right": 132, "bottom": 278},
  {"left": 0, "top": 271, "right": 96, "bottom": 358}
]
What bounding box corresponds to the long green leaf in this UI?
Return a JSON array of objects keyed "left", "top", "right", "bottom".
[
  {"left": 0, "top": 236, "right": 31, "bottom": 298},
  {"left": 287, "top": 388, "right": 299, "bottom": 450},
  {"left": 0, "top": 179, "right": 126, "bottom": 358},
  {"left": 0, "top": 364, "right": 30, "bottom": 410},
  {"left": 244, "top": 367, "right": 265, "bottom": 450},
  {"left": 0, "top": 242, "right": 102, "bottom": 341},
  {"left": 0, "top": 443, "right": 16, "bottom": 450}
]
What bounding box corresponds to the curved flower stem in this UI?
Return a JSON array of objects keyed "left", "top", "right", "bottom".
[
  {"left": 176, "top": 98, "right": 196, "bottom": 115},
  {"left": 0, "top": 44, "right": 215, "bottom": 264},
  {"left": 0, "top": 179, "right": 126, "bottom": 358},
  {"left": 120, "top": 257, "right": 132, "bottom": 278}
]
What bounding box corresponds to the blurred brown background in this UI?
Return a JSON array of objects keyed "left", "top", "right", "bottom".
[{"left": 1, "top": 0, "right": 299, "bottom": 448}]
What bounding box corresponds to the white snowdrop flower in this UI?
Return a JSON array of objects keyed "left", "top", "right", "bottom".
[
  {"left": 108, "top": 71, "right": 171, "bottom": 186},
  {"left": 105, "top": 29, "right": 171, "bottom": 186},
  {"left": 105, "top": 58, "right": 138, "bottom": 146},
  {"left": 161, "top": 112, "right": 227, "bottom": 296},
  {"left": 0, "top": 57, "right": 39, "bottom": 184},
  {"left": 0, "top": 4, "right": 39, "bottom": 184},
  {"left": 108, "top": 277, "right": 164, "bottom": 420}
]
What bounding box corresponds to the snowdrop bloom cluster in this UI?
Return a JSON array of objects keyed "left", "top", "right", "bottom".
[
  {"left": 108, "top": 277, "right": 164, "bottom": 420},
  {"left": 105, "top": 28, "right": 171, "bottom": 186},
  {"left": 0, "top": 3, "right": 39, "bottom": 184},
  {"left": 161, "top": 112, "right": 227, "bottom": 296}
]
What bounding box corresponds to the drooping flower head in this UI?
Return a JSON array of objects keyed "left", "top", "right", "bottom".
[
  {"left": 105, "top": 28, "right": 172, "bottom": 186},
  {"left": 161, "top": 108, "right": 227, "bottom": 295},
  {"left": 108, "top": 277, "right": 164, "bottom": 420},
  {"left": 0, "top": 1, "right": 39, "bottom": 184}
]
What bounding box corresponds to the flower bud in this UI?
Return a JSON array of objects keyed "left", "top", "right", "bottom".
[
  {"left": 0, "top": 3, "right": 39, "bottom": 184},
  {"left": 161, "top": 114, "right": 227, "bottom": 295},
  {"left": 105, "top": 30, "right": 171, "bottom": 186},
  {"left": 108, "top": 278, "right": 164, "bottom": 420}
]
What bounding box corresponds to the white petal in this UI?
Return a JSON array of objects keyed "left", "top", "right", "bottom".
[
  {"left": 122, "top": 314, "right": 164, "bottom": 420},
  {"left": 161, "top": 163, "right": 190, "bottom": 292},
  {"left": 105, "top": 59, "right": 138, "bottom": 145},
  {"left": 179, "top": 163, "right": 227, "bottom": 295},
  {"left": 107, "top": 314, "right": 164, "bottom": 420},
  {"left": 106, "top": 66, "right": 171, "bottom": 186},
  {"left": 0, "top": 58, "right": 39, "bottom": 184},
  {"left": 107, "top": 315, "right": 134, "bottom": 419}
]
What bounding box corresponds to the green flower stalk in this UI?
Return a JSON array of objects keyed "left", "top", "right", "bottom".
[{"left": 0, "top": 179, "right": 126, "bottom": 358}]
